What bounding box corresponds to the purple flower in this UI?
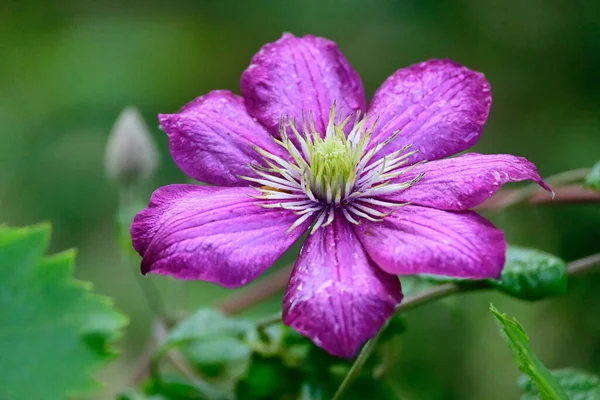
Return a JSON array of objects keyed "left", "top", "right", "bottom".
[{"left": 131, "top": 33, "right": 551, "bottom": 358}]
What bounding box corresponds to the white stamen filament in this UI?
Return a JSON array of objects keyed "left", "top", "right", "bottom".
[{"left": 241, "top": 101, "right": 424, "bottom": 233}]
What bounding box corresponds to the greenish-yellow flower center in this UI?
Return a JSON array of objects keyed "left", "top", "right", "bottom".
[
  {"left": 241, "top": 101, "right": 423, "bottom": 233},
  {"left": 307, "top": 126, "right": 359, "bottom": 203}
]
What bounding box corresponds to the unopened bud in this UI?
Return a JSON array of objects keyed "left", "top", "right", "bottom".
[{"left": 105, "top": 106, "right": 159, "bottom": 185}]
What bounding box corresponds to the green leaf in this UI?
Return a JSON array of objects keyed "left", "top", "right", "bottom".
[
  {"left": 152, "top": 309, "right": 253, "bottom": 398},
  {"left": 146, "top": 375, "right": 212, "bottom": 400},
  {"left": 182, "top": 337, "right": 252, "bottom": 386},
  {"left": 0, "top": 224, "right": 128, "bottom": 400},
  {"left": 585, "top": 161, "right": 600, "bottom": 192},
  {"left": 247, "top": 323, "right": 287, "bottom": 357},
  {"left": 491, "top": 246, "right": 568, "bottom": 301},
  {"left": 414, "top": 246, "right": 568, "bottom": 302},
  {"left": 490, "top": 305, "right": 569, "bottom": 400},
  {"left": 518, "top": 368, "right": 600, "bottom": 400},
  {"left": 157, "top": 309, "right": 251, "bottom": 356},
  {"left": 236, "top": 354, "right": 304, "bottom": 400},
  {"left": 117, "top": 389, "right": 167, "bottom": 400}
]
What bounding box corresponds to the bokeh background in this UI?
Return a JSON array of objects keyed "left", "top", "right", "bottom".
[{"left": 2, "top": 0, "right": 600, "bottom": 399}]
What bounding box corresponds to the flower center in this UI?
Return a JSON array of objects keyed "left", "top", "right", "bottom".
[
  {"left": 306, "top": 116, "right": 359, "bottom": 203},
  {"left": 241, "top": 102, "right": 424, "bottom": 233}
]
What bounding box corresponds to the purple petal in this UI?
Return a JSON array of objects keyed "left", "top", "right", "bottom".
[
  {"left": 283, "top": 214, "right": 402, "bottom": 358},
  {"left": 354, "top": 206, "right": 505, "bottom": 279},
  {"left": 382, "top": 153, "right": 552, "bottom": 210},
  {"left": 159, "top": 90, "right": 286, "bottom": 186},
  {"left": 241, "top": 33, "right": 366, "bottom": 141},
  {"left": 131, "top": 185, "right": 312, "bottom": 288},
  {"left": 368, "top": 59, "right": 492, "bottom": 164}
]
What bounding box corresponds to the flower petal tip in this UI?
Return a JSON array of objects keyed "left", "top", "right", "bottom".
[
  {"left": 282, "top": 315, "right": 365, "bottom": 359},
  {"left": 140, "top": 261, "right": 150, "bottom": 276},
  {"left": 282, "top": 216, "right": 402, "bottom": 358}
]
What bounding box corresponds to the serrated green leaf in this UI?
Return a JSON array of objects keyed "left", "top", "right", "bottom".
[
  {"left": 518, "top": 368, "right": 600, "bottom": 400},
  {"left": 491, "top": 246, "right": 568, "bottom": 301},
  {"left": 0, "top": 224, "right": 128, "bottom": 400},
  {"left": 490, "top": 305, "right": 568, "bottom": 400},
  {"left": 585, "top": 161, "right": 600, "bottom": 192}
]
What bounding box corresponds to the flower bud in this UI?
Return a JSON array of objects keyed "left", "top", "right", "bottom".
[{"left": 105, "top": 106, "right": 159, "bottom": 185}]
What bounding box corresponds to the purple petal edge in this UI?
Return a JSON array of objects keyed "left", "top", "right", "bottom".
[
  {"left": 367, "top": 59, "right": 492, "bottom": 165},
  {"left": 159, "top": 90, "right": 285, "bottom": 186},
  {"left": 382, "top": 153, "right": 552, "bottom": 210},
  {"left": 131, "top": 185, "right": 312, "bottom": 288},
  {"left": 354, "top": 205, "right": 506, "bottom": 280},
  {"left": 241, "top": 33, "right": 366, "bottom": 142}
]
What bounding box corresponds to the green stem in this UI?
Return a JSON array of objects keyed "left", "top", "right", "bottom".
[
  {"left": 134, "top": 264, "right": 166, "bottom": 316},
  {"left": 118, "top": 186, "right": 167, "bottom": 317},
  {"left": 331, "top": 328, "right": 385, "bottom": 400},
  {"left": 331, "top": 253, "right": 600, "bottom": 400},
  {"left": 255, "top": 311, "right": 284, "bottom": 331}
]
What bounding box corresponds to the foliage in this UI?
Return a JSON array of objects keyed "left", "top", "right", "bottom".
[
  {"left": 2, "top": 216, "right": 597, "bottom": 399},
  {"left": 414, "top": 245, "right": 568, "bottom": 301},
  {"left": 518, "top": 369, "right": 600, "bottom": 400},
  {"left": 491, "top": 246, "right": 568, "bottom": 300},
  {"left": 126, "top": 311, "right": 399, "bottom": 400},
  {"left": 3, "top": 3, "right": 600, "bottom": 398},
  {"left": 0, "top": 224, "right": 127, "bottom": 400},
  {"left": 490, "top": 305, "right": 568, "bottom": 400}
]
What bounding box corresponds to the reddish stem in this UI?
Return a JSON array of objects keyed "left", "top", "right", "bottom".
[
  {"left": 215, "top": 265, "right": 293, "bottom": 316},
  {"left": 477, "top": 185, "right": 600, "bottom": 210}
]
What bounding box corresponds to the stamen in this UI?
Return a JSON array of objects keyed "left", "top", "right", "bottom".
[
  {"left": 310, "top": 209, "right": 328, "bottom": 234},
  {"left": 246, "top": 101, "right": 425, "bottom": 234},
  {"left": 321, "top": 206, "right": 336, "bottom": 229},
  {"left": 357, "top": 197, "right": 411, "bottom": 208},
  {"left": 240, "top": 176, "right": 301, "bottom": 192},
  {"left": 341, "top": 207, "right": 360, "bottom": 225},
  {"left": 296, "top": 205, "right": 323, "bottom": 215},
  {"left": 259, "top": 200, "right": 316, "bottom": 209},
  {"left": 250, "top": 168, "right": 302, "bottom": 189},
  {"left": 351, "top": 201, "right": 393, "bottom": 218},
  {"left": 287, "top": 209, "right": 317, "bottom": 233},
  {"left": 345, "top": 204, "right": 383, "bottom": 222}
]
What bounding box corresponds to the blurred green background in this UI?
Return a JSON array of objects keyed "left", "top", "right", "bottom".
[{"left": 1, "top": 0, "right": 599, "bottom": 399}]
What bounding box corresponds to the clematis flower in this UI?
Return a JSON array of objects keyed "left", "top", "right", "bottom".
[{"left": 131, "top": 33, "right": 551, "bottom": 358}]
